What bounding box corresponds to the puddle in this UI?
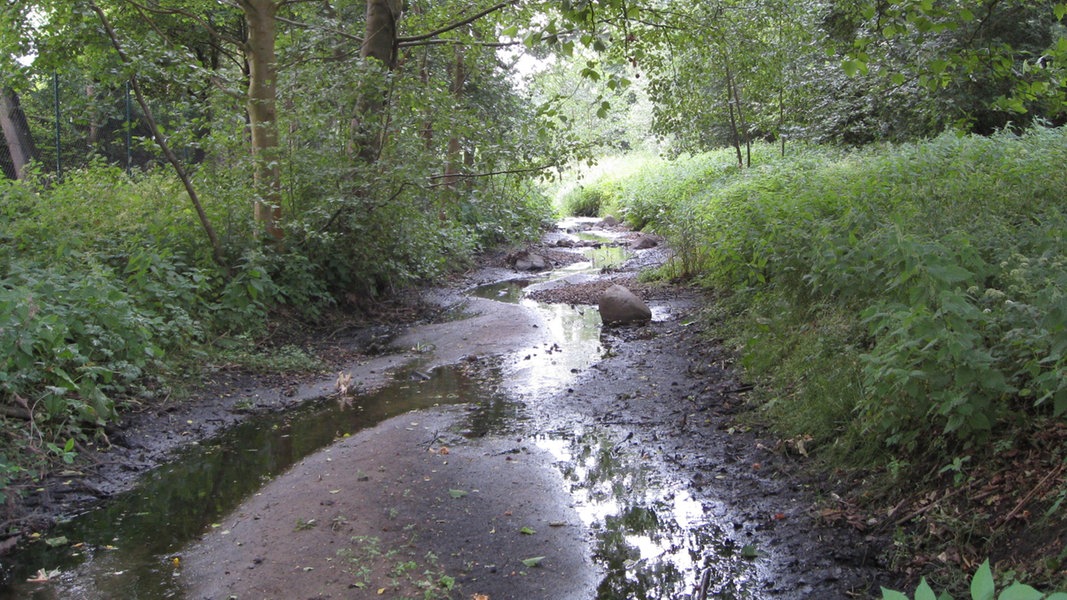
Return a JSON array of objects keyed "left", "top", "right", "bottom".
[
  {"left": 469, "top": 229, "right": 629, "bottom": 305},
  {"left": 469, "top": 279, "right": 530, "bottom": 303},
  {"left": 0, "top": 367, "right": 499, "bottom": 599},
  {"left": 538, "top": 427, "right": 760, "bottom": 599},
  {"left": 504, "top": 300, "right": 604, "bottom": 395},
  {"left": 1, "top": 224, "right": 736, "bottom": 600}
]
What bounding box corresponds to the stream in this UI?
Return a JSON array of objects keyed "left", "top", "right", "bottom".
[{"left": 0, "top": 222, "right": 762, "bottom": 599}]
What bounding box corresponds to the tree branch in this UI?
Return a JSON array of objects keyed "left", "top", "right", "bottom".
[
  {"left": 397, "top": 0, "right": 517, "bottom": 44},
  {"left": 90, "top": 2, "right": 227, "bottom": 269},
  {"left": 399, "top": 38, "right": 521, "bottom": 49},
  {"left": 274, "top": 14, "right": 364, "bottom": 43},
  {"left": 426, "top": 163, "right": 557, "bottom": 186},
  {"left": 121, "top": 0, "right": 245, "bottom": 46}
]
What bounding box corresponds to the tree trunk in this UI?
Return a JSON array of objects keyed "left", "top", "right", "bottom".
[
  {"left": 443, "top": 45, "right": 466, "bottom": 188},
  {"left": 723, "top": 62, "right": 743, "bottom": 168},
  {"left": 361, "top": 0, "right": 402, "bottom": 68},
  {"left": 0, "top": 88, "right": 37, "bottom": 180},
  {"left": 353, "top": 0, "right": 403, "bottom": 163},
  {"left": 419, "top": 48, "right": 434, "bottom": 149},
  {"left": 732, "top": 78, "right": 751, "bottom": 168},
  {"left": 240, "top": 0, "right": 283, "bottom": 241}
]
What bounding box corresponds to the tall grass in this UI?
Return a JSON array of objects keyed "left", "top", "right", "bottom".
[
  {"left": 598, "top": 128, "right": 1067, "bottom": 462},
  {"left": 0, "top": 159, "right": 551, "bottom": 500}
]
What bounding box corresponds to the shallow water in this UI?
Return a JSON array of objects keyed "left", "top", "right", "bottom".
[
  {"left": 0, "top": 367, "right": 493, "bottom": 599},
  {"left": 538, "top": 427, "right": 759, "bottom": 599},
  {"left": 1, "top": 227, "right": 752, "bottom": 599}
]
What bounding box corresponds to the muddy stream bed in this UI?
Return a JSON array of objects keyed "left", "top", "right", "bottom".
[{"left": 0, "top": 220, "right": 887, "bottom": 599}]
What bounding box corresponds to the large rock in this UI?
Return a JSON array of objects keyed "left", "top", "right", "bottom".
[
  {"left": 631, "top": 234, "right": 661, "bottom": 249},
  {"left": 512, "top": 251, "right": 548, "bottom": 271},
  {"left": 598, "top": 284, "right": 652, "bottom": 325}
]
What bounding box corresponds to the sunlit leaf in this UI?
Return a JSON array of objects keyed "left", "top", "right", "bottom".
[
  {"left": 971, "top": 559, "right": 994, "bottom": 600},
  {"left": 997, "top": 582, "right": 1043, "bottom": 600}
]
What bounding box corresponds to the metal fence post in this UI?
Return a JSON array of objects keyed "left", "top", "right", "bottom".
[
  {"left": 53, "top": 71, "right": 61, "bottom": 178},
  {"left": 125, "top": 80, "right": 132, "bottom": 175}
]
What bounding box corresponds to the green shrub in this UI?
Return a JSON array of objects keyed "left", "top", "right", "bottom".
[
  {"left": 0, "top": 263, "right": 164, "bottom": 431},
  {"left": 882, "top": 559, "right": 1067, "bottom": 600},
  {"left": 561, "top": 185, "right": 608, "bottom": 217},
  {"left": 609, "top": 127, "right": 1067, "bottom": 458}
]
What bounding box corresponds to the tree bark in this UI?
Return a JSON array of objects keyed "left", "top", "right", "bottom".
[
  {"left": 352, "top": 0, "right": 404, "bottom": 163},
  {"left": 723, "top": 61, "right": 743, "bottom": 168},
  {"left": 443, "top": 45, "right": 466, "bottom": 189},
  {"left": 240, "top": 0, "right": 283, "bottom": 241},
  {"left": 361, "top": 0, "right": 403, "bottom": 68},
  {"left": 0, "top": 88, "right": 37, "bottom": 180}
]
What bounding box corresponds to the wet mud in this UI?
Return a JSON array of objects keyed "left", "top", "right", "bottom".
[{"left": 1, "top": 219, "right": 889, "bottom": 599}]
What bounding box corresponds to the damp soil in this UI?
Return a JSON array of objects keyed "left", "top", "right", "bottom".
[{"left": 1, "top": 218, "right": 889, "bottom": 599}]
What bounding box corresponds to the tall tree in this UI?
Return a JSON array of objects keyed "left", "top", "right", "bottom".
[
  {"left": 0, "top": 88, "right": 37, "bottom": 179},
  {"left": 239, "top": 0, "right": 284, "bottom": 240}
]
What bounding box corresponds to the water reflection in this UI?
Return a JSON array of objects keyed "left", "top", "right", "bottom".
[
  {"left": 538, "top": 427, "right": 758, "bottom": 599},
  {"left": 0, "top": 367, "right": 486, "bottom": 599}
]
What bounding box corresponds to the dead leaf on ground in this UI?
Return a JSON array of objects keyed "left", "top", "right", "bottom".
[{"left": 26, "top": 568, "right": 61, "bottom": 583}]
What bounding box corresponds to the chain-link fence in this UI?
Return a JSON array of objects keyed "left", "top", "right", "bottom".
[{"left": 1, "top": 71, "right": 141, "bottom": 181}]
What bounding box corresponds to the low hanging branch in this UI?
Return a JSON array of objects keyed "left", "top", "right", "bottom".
[
  {"left": 425, "top": 163, "right": 558, "bottom": 187},
  {"left": 397, "top": 0, "right": 517, "bottom": 45},
  {"left": 90, "top": 2, "right": 226, "bottom": 269}
]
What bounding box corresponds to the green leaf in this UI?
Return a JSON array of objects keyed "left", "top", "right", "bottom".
[
  {"left": 740, "top": 544, "right": 759, "bottom": 559},
  {"left": 45, "top": 536, "right": 69, "bottom": 547},
  {"left": 1054, "top": 3, "right": 1066, "bottom": 20},
  {"left": 971, "top": 559, "right": 994, "bottom": 600},
  {"left": 843, "top": 57, "right": 869, "bottom": 76},
  {"left": 501, "top": 25, "right": 518, "bottom": 37},
  {"left": 519, "top": 526, "right": 536, "bottom": 535},
  {"left": 881, "top": 587, "right": 910, "bottom": 600},
  {"left": 448, "top": 489, "right": 468, "bottom": 499},
  {"left": 927, "top": 263, "right": 972, "bottom": 284},
  {"left": 438, "top": 574, "right": 455, "bottom": 590},
  {"left": 916, "top": 578, "right": 938, "bottom": 600},
  {"left": 996, "top": 583, "right": 1042, "bottom": 600},
  {"left": 521, "top": 556, "right": 545, "bottom": 567}
]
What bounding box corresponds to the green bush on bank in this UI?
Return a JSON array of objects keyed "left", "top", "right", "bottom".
[
  {"left": 583, "top": 128, "right": 1067, "bottom": 596},
  {"left": 603, "top": 128, "right": 1067, "bottom": 459},
  {"left": 0, "top": 160, "right": 550, "bottom": 502}
]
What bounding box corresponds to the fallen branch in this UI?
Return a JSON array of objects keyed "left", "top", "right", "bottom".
[{"left": 993, "top": 462, "right": 1065, "bottom": 530}]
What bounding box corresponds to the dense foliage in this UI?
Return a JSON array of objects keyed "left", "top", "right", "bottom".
[
  {"left": 565, "top": 127, "right": 1067, "bottom": 590},
  {"left": 571, "top": 128, "right": 1067, "bottom": 456},
  {"left": 0, "top": 0, "right": 558, "bottom": 502}
]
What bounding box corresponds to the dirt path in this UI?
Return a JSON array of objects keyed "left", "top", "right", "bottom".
[
  {"left": 5, "top": 221, "right": 890, "bottom": 599},
  {"left": 183, "top": 408, "right": 597, "bottom": 600},
  {"left": 181, "top": 228, "right": 888, "bottom": 599}
]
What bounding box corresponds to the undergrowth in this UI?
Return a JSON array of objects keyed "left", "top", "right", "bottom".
[
  {"left": 593, "top": 127, "right": 1067, "bottom": 594},
  {"left": 0, "top": 159, "right": 550, "bottom": 511}
]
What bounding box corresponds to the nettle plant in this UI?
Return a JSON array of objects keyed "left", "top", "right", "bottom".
[{"left": 882, "top": 560, "right": 1067, "bottom": 600}]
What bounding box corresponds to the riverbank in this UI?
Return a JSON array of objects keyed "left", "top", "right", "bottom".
[{"left": 2, "top": 220, "right": 889, "bottom": 598}]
